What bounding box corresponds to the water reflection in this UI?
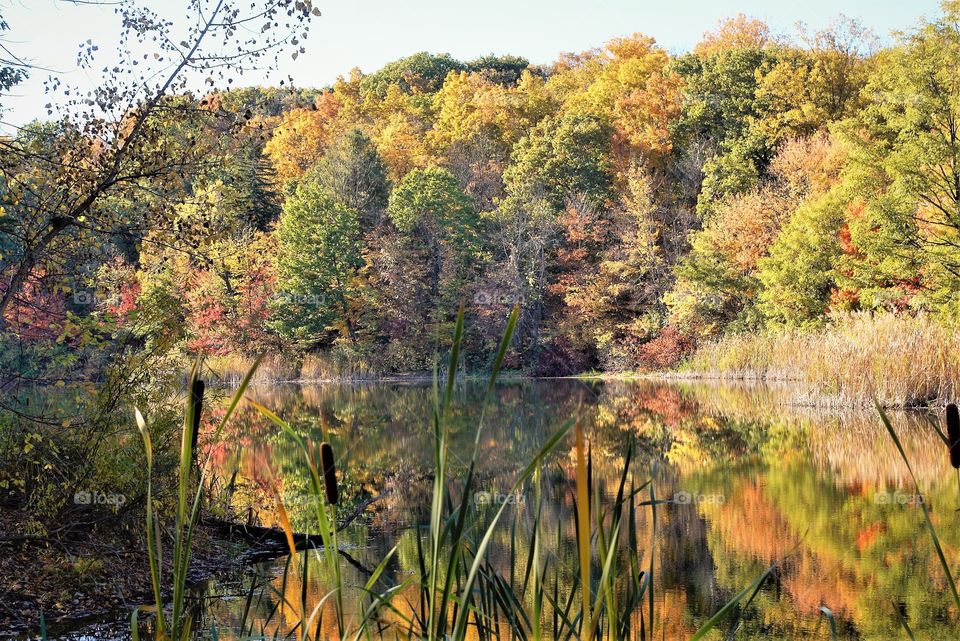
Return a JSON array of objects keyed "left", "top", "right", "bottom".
[{"left": 193, "top": 379, "right": 958, "bottom": 640}]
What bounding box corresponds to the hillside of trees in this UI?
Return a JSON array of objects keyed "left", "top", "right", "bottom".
[{"left": 3, "top": 5, "right": 960, "bottom": 379}]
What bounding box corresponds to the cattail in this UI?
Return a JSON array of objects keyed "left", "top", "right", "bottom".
[
  {"left": 190, "top": 379, "right": 205, "bottom": 458},
  {"left": 320, "top": 442, "right": 339, "bottom": 505},
  {"left": 947, "top": 403, "right": 960, "bottom": 469}
]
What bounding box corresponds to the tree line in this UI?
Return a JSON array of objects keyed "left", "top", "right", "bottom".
[{"left": 3, "top": 3, "right": 960, "bottom": 379}]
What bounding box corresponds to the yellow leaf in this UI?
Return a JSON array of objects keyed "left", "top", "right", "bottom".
[{"left": 275, "top": 496, "right": 298, "bottom": 561}]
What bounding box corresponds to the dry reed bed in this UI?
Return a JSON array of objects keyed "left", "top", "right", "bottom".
[
  {"left": 683, "top": 313, "right": 960, "bottom": 407},
  {"left": 206, "top": 352, "right": 379, "bottom": 385}
]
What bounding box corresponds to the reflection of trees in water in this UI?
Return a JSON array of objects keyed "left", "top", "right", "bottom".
[
  {"left": 199, "top": 379, "right": 958, "bottom": 639},
  {"left": 685, "top": 380, "right": 945, "bottom": 486},
  {"left": 688, "top": 452, "right": 960, "bottom": 638}
]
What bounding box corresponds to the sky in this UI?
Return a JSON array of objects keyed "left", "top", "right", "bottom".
[{"left": 0, "top": 0, "right": 946, "bottom": 129}]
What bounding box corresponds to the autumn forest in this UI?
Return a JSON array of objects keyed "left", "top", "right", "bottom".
[
  {"left": 4, "top": 0, "right": 960, "bottom": 637},
  {"left": 6, "top": 5, "right": 960, "bottom": 381}
]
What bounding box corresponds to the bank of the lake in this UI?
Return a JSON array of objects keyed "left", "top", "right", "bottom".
[
  {"left": 0, "top": 520, "right": 251, "bottom": 636},
  {"left": 209, "top": 313, "right": 960, "bottom": 409},
  {"left": 677, "top": 312, "right": 960, "bottom": 408}
]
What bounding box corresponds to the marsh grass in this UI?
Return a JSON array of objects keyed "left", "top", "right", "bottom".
[
  {"left": 684, "top": 312, "right": 960, "bottom": 407},
  {"left": 206, "top": 349, "right": 379, "bottom": 385},
  {"left": 137, "top": 306, "right": 778, "bottom": 640},
  {"left": 134, "top": 357, "right": 261, "bottom": 640}
]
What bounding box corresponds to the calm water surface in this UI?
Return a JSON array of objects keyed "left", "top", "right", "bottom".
[{"left": 65, "top": 379, "right": 960, "bottom": 639}]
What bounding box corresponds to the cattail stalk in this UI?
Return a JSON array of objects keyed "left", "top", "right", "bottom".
[
  {"left": 190, "top": 379, "right": 205, "bottom": 463},
  {"left": 947, "top": 403, "right": 960, "bottom": 469},
  {"left": 320, "top": 441, "right": 339, "bottom": 505}
]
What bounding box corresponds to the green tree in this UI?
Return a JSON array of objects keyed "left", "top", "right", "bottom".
[
  {"left": 505, "top": 112, "right": 613, "bottom": 210},
  {"left": 387, "top": 166, "right": 480, "bottom": 304},
  {"left": 272, "top": 178, "right": 362, "bottom": 347},
  {"left": 840, "top": 1, "right": 960, "bottom": 315},
  {"left": 466, "top": 54, "right": 530, "bottom": 85},
  {"left": 672, "top": 46, "right": 777, "bottom": 215},
  {"left": 756, "top": 190, "right": 846, "bottom": 325},
  {"left": 312, "top": 129, "right": 391, "bottom": 225},
  {"left": 360, "top": 52, "right": 466, "bottom": 98}
]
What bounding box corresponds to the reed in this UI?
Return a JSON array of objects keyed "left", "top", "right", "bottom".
[
  {"left": 242, "top": 306, "right": 776, "bottom": 640},
  {"left": 947, "top": 404, "right": 960, "bottom": 469},
  {"left": 319, "top": 442, "right": 338, "bottom": 506},
  {"left": 205, "top": 353, "right": 299, "bottom": 385},
  {"left": 134, "top": 357, "right": 262, "bottom": 640},
  {"left": 683, "top": 312, "right": 960, "bottom": 407},
  {"left": 137, "top": 308, "right": 780, "bottom": 640},
  {"left": 206, "top": 348, "right": 381, "bottom": 384},
  {"left": 300, "top": 350, "right": 378, "bottom": 381}
]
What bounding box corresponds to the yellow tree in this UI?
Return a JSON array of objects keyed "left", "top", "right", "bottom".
[
  {"left": 694, "top": 14, "right": 774, "bottom": 57},
  {"left": 752, "top": 18, "right": 873, "bottom": 147},
  {"left": 368, "top": 85, "right": 434, "bottom": 181},
  {"left": 561, "top": 34, "right": 682, "bottom": 165},
  {"left": 264, "top": 92, "right": 342, "bottom": 187}
]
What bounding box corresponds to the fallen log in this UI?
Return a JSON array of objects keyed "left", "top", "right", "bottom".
[
  {"left": 202, "top": 493, "right": 386, "bottom": 569},
  {"left": 203, "top": 518, "right": 378, "bottom": 574}
]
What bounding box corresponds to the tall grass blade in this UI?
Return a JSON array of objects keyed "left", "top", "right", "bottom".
[
  {"left": 574, "top": 419, "right": 591, "bottom": 640},
  {"left": 135, "top": 407, "right": 166, "bottom": 636},
  {"left": 488, "top": 305, "right": 519, "bottom": 395},
  {"left": 892, "top": 601, "right": 916, "bottom": 640},
  {"left": 275, "top": 495, "right": 298, "bottom": 560},
  {"left": 688, "top": 565, "right": 775, "bottom": 641},
  {"left": 819, "top": 606, "right": 837, "bottom": 641},
  {"left": 877, "top": 401, "right": 960, "bottom": 610}
]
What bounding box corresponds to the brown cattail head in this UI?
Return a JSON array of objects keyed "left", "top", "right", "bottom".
[
  {"left": 320, "top": 442, "right": 339, "bottom": 505},
  {"left": 190, "top": 379, "right": 205, "bottom": 452},
  {"left": 947, "top": 403, "right": 960, "bottom": 469}
]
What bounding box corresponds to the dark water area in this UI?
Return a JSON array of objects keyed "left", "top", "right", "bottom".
[{"left": 52, "top": 379, "right": 960, "bottom": 640}]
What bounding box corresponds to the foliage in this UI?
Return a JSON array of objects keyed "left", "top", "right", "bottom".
[
  {"left": 360, "top": 52, "right": 466, "bottom": 98},
  {"left": 3, "top": 1, "right": 960, "bottom": 399},
  {"left": 272, "top": 176, "right": 362, "bottom": 348}
]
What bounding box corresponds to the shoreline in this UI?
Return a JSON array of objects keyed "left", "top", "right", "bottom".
[
  {"left": 218, "top": 369, "right": 951, "bottom": 409},
  {"left": 0, "top": 523, "right": 252, "bottom": 637}
]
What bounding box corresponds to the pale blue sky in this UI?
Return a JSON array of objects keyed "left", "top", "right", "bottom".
[{"left": 0, "top": 0, "right": 945, "bottom": 129}]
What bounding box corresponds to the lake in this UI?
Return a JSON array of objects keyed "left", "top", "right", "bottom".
[{"left": 57, "top": 379, "right": 959, "bottom": 640}]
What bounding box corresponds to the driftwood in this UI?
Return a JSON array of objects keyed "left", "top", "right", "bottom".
[
  {"left": 204, "top": 518, "right": 377, "bottom": 574},
  {"left": 202, "top": 493, "right": 386, "bottom": 570}
]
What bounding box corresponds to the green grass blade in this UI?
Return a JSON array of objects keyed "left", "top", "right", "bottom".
[
  {"left": 892, "top": 601, "right": 916, "bottom": 640},
  {"left": 444, "top": 304, "right": 465, "bottom": 416},
  {"left": 488, "top": 305, "right": 519, "bottom": 394},
  {"left": 688, "top": 565, "right": 775, "bottom": 641},
  {"left": 877, "top": 401, "right": 960, "bottom": 610},
  {"left": 819, "top": 606, "right": 837, "bottom": 641}
]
